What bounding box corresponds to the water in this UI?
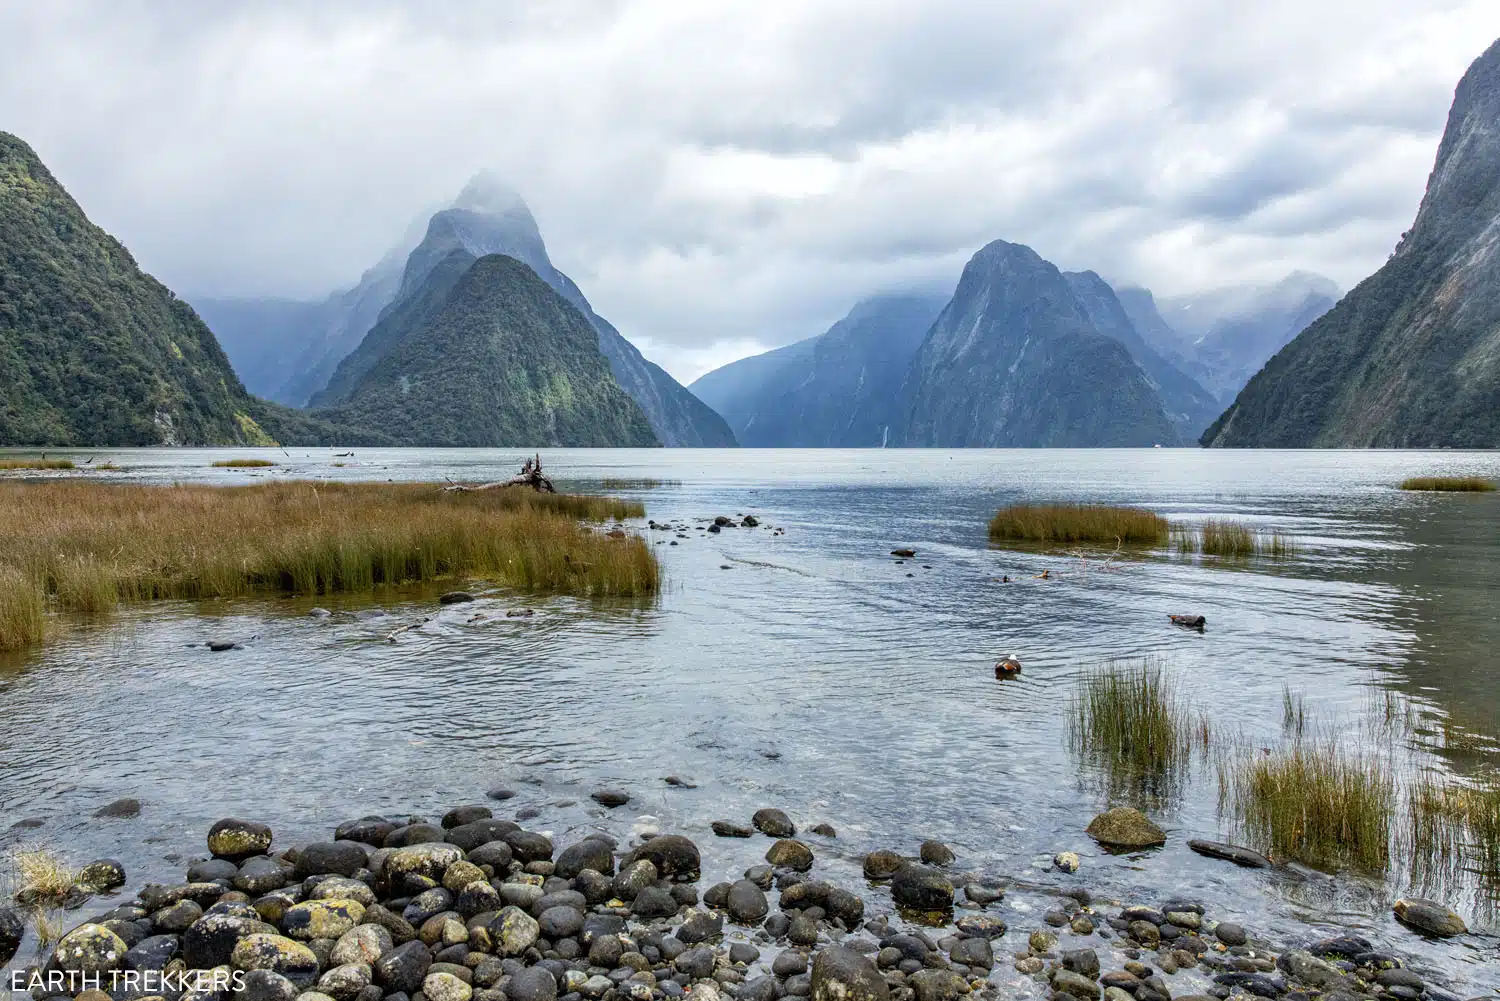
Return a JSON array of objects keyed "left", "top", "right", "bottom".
[{"left": 2, "top": 448, "right": 1499, "bottom": 990}]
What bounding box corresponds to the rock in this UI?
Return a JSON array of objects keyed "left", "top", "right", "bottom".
[
  {"left": 918, "top": 841, "right": 954, "bottom": 866},
  {"left": 188, "top": 857, "right": 240, "bottom": 882},
  {"left": 1052, "top": 970, "right": 1102, "bottom": 1000},
  {"left": 712, "top": 821, "right": 754, "bottom": 839},
  {"left": 1014, "top": 956, "right": 1044, "bottom": 975},
  {"left": 239, "top": 968, "right": 300, "bottom": 1001},
  {"left": 207, "top": 639, "right": 238, "bottom": 651},
  {"left": 949, "top": 936, "right": 992, "bottom": 968},
  {"left": 385, "top": 843, "right": 466, "bottom": 882},
  {"left": 1214, "top": 922, "right": 1247, "bottom": 946},
  {"left": 209, "top": 818, "right": 274, "bottom": 860},
  {"left": 466, "top": 840, "right": 514, "bottom": 871},
  {"left": 555, "top": 839, "right": 615, "bottom": 879},
  {"left": 425, "top": 971, "right": 474, "bottom": 1001},
  {"left": 742, "top": 515, "right": 760, "bottom": 527},
  {"left": 726, "top": 881, "right": 769, "bottom": 925},
  {"left": 281, "top": 898, "right": 366, "bottom": 940},
  {"left": 508, "top": 966, "right": 558, "bottom": 1001},
  {"left": 370, "top": 942, "right": 428, "bottom": 995},
  {"left": 1213, "top": 973, "right": 1281, "bottom": 998},
  {"left": 1084, "top": 808, "right": 1165, "bottom": 849},
  {"left": 93, "top": 797, "right": 142, "bottom": 819},
  {"left": 766, "top": 839, "right": 814, "bottom": 871},
  {"left": 752, "top": 809, "right": 796, "bottom": 838},
  {"left": 774, "top": 950, "right": 810, "bottom": 977},
  {"left": 319, "top": 962, "right": 373, "bottom": 1001},
  {"left": 625, "top": 834, "right": 701, "bottom": 881},
  {"left": 537, "top": 904, "right": 585, "bottom": 938},
  {"left": 153, "top": 899, "right": 205, "bottom": 931},
  {"left": 1275, "top": 950, "right": 1347, "bottom": 990},
  {"left": 295, "top": 841, "right": 368, "bottom": 879},
  {"left": 1393, "top": 897, "right": 1467, "bottom": 937},
  {"left": 1186, "top": 839, "right": 1271, "bottom": 868},
  {"left": 675, "top": 945, "right": 717, "bottom": 980},
  {"left": 386, "top": 822, "right": 447, "bottom": 848},
  {"left": 591, "top": 789, "right": 630, "bottom": 808},
  {"left": 51, "top": 923, "right": 127, "bottom": 974},
  {"left": 76, "top": 858, "right": 127, "bottom": 891},
  {"left": 1027, "top": 930, "right": 1056, "bottom": 954},
  {"left": 441, "top": 805, "right": 492, "bottom": 829},
  {"left": 862, "top": 850, "right": 905, "bottom": 880},
  {"left": 631, "top": 885, "right": 678, "bottom": 918},
  {"left": 811, "top": 946, "right": 891, "bottom": 1001},
  {"left": 503, "top": 829, "right": 555, "bottom": 863},
  {"left": 890, "top": 865, "right": 953, "bottom": 913},
  {"left": 677, "top": 909, "right": 724, "bottom": 944},
  {"left": 489, "top": 906, "right": 540, "bottom": 955},
  {"left": 954, "top": 913, "right": 1006, "bottom": 939},
  {"left": 231, "top": 933, "right": 321, "bottom": 987},
  {"left": 439, "top": 591, "right": 475, "bottom": 604},
  {"left": 182, "top": 911, "right": 277, "bottom": 968},
  {"left": 909, "top": 970, "right": 966, "bottom": 1001},
  {"left": 448, "top": 820, "right": 523, "bottom": 853},
  {"left": 1062, "top": 948, "right": 1100, "bottom": 978},
  {"left": 611, "top": 858, "right": 658, "bottom": 900},
  {"left": 485, "top": 788, "right": 516, "bottom": 801},
  {"left": 1053, "top": 851, "right": 1081, "bottom": 873},
  {"left": 810, "top": 824, "right": 837, "bottom": 837},
  {"left": 962, "top": 883, "right": 1002, "bottom": 906},
  {"left": 826, "top": 886, "right": 865, "bottom": 927},
  {"left": 0, "top": 906, "right": 23, "bottom": 966},
  {"left": 331, "top": 925, "right": 392, "bottom": 966},
  {"left": 236, "top": 855, "right": 293, "bottom": 894},
  {"left": 891, "top": 549, "right": 916, "bottom": 558}
]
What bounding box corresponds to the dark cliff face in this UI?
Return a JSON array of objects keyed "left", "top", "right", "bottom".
[
  {"left": 1204, "top": 38, "right": 1500, "bottom": 448},
  {"left": 1063, "top": 271, "right": 1222, "bottom": 440},
  {"left": 895, "top": 240, "right": 1179, "bottom": 447},
  {"left": 316, "top": 254, "right": 659, "bottom": 448},
  {"left": 0, "top": 131, "right": 373, "bottom": 447},
  {"left": 689, "top": 293, "right": 946, "bottom": 446}
]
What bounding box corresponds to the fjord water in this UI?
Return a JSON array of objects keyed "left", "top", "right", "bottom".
[{"left": 2, "top": 449, "right": 1498, "bottom": 988}]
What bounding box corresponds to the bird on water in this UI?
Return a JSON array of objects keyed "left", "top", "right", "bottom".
[{"left": 995, "top": 653, "right": 1022, "bottom": 678}]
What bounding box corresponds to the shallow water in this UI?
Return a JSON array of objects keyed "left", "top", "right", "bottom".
[{"left": 2, "top": 448, "right": 1499, "bottom": 990}]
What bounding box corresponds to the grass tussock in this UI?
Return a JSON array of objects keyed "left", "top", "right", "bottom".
[
  {"left": 213, "top": 458, "right": 277, "bottom": 468},
  {"left": 1399, "top": 476, "right": 1496, "bottom": 492},
  {"left": 989, "top": 503, "right": 1168, "bottom": 545},
  {"left": 1282, "top": 686, "right": 1308, "bottom": 739},
  {"left": 0, "top": 481, "right": 657, "bottom": 650},
  {"left": 1173, "top": 520, "right": 1298, "bottom": 559},
  {"left": 1218, "top": 737, "right": 1396, "bottom": 873},
  {"left": 1407, "top": 773, "right": 1500, "bottom": 891},
  {"left": 1070, "top": 660, "right": 1204, "bottom": 804},
  {"left": 598, "top": 478, "right": 680, "bottom": 490},
  {"left": 7, "top": 846, "right": 75, "bottom": 906},
  {"left": 92, "top": 462, "right": 123, "bottom": 471},
  {"left": 0, "top": 458, "right": 74, "bottom": 470}
]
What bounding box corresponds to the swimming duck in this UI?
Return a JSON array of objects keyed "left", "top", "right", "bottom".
[{"left": 995, "top": 653, "right": 1022, "bottom": 678}]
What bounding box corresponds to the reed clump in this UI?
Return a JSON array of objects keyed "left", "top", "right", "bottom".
[
  {"left": 213, "top": 458, "right": 276, "bottom": 468},
  {"left": 7, "top": 846, "right": 75, "bottom": 906},
  {"left": 598, "top": 477, "right": 680, "bottom": 490},
  {"left": 0, "top": 458, "right": 74, "bottom": 470},
  {"left": 1399, "top": 476, "right": 1496, "bottom": 492},
  {"left": 1218, "top": 737, "right": 1396, "bottom": 872},
  {"left": 1407, "top": 772, "right": 1500, "bottom": 891},
  {"left": 989, "top": 503, "right": 1168, "bottom": 545},
  {"left": 1070, "top": 660, "right": 1203, "bottom": 803},
  {"left": 0, "top": 481, "right": 657, "bottom": 651},
  {"left": 1173, "top": 520, "right": 1298, "bottom": 559}
]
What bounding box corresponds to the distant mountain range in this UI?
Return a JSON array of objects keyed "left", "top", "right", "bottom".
[
  {"left": 1205, "top": 38, "right": 1500, "bottom": 447},
  {"left": 693, "top": 241, "right": 1335, "bottom": 448},
  {"left": 197, "top": 175, "right": 735, "bottom": 447}
]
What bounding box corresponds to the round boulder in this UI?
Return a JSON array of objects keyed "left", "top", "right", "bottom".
[
  {"left": 182, "top": 911, "right": 278, "bottom": 968},
  {"left": 1393, "top": 898, "right": 1466, "bottom": 937},
  {"left": 294, "top": 841, "right": 368, "bottom": 879},
  {"left": 890, "top": 865, "right": 953, "bottom": 913},
  {"left": 76, "top": 859, "right": 127, "bottom": 891},
  {"left": 508, "top": 966, "right": 558, "bottom": 1001},
  {"left": 752, "top": 808, "right": 796, "bottom": 838},
  {"left": 1085, "top": 808, "right": 1165, "bottom": 849},
  {"left": 625, "top": 834, "right": 701, "bottom": 882},
  {"left": 230, "top": 933, "right": 321, "bottom": 987},
  {"left": 918, "top": 841, "right": 954, "bottom": 866},
  {"left": 765, "top": 839, "right": 814, "bottom": 872},
  {"left": 862, "top": 849, "right": 905, "bottom": 880},
  {"left": 555, "top": 839, "right": 615, "bottom": 879},
  {"left": 0, "top": 906, "right": 23, "bottom": 966},
  {"left": 280, "top": 899, "right": 366, "bottom": 940},
  {"left": 441, "top": 805, "right": 493, "bottom": 830},
  {"left": 385, "top": 843, "right": 465, "bottom": 883},
  {"left": 52, "top": 923, "right": 128, "bottom": 975},
  {"left": 811, "top": 945, "right": 890, "bottom": 1001},
  {"left": 209, "top": 818, "right": 274, "bottom": 861},
  {"left": 726, "top": 881, "right": 768, "bottom": 925}
]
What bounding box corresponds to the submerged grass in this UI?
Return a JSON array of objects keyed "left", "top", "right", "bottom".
[
  {"left": 1218, "top": 735, "right": 1396, "bottom": 873},
  {"left": 0, "top": 458, "right": 74, "bottom": 470},
  {"left": 1070, "top": 660, "right": 1204, "bottom": 805},
  {"left": 1399, "top": 476, "right": 1496, "bottom": 492},
  {"left": 598, "top": 477, "right": 681, "bottom": 490},
  {"left": 1407, "top": 772, "right": 1500, "bottom": 894},
  {"left": 989, "top": 503, "right": 1168, "bottom": 545},
  {"left": 0, "top": 481, "right": 656, "bottom": 650},
  {"left": 213, "top": 458, "right": 277, "bottom": 468},
  {"left": 1172, "top": 520, "right": 1298, "bottom": 559}
]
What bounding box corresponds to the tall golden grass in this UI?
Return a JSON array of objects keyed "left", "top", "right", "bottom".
[
  {"left": 0, "top": 481, "right": 655, "bottom": 651},
  {"left": 1172, "top": 520, "right": 1298, "bottom": 559},
  {"left": 213, "top": 458, "right": 276, "bottom": 468},
  {"left": 1399, "top": 476, "right": 1496, "bottom": 492},
  {"left": 988, "top": 503, "right": 1168, "bottom": 545},
  {"left": 1069, "top": 660, "right": 1205, "bottom": 804},
  {"left": 0, "top": 458, "right": 74, "bottom": 470}
]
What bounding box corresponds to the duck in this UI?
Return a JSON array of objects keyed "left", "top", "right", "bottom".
[{"left": 994, "top": 653, "right": 1022, "bottom": 678}]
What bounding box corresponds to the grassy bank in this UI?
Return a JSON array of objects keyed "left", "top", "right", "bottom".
[
  {"left": 1069, "top": 660, "right": 1205, "bottom": 803},
  {"left": 0, "top": 458, "right": 74, "bottom": 470},
  {"left": 989, "top": 503, "right": 1168, "bottom": 545},
  {"left": 1399, "top": 476, "right": 1496, "bottom": 492},
  {"left": 0, "top": 481, "right": 655, "bottom": 650}
]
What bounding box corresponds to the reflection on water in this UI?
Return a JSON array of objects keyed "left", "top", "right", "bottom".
[{"left": 1, "top": 448, "right": 1499, "bottom": 987}]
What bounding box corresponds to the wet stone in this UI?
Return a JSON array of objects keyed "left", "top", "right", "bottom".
[{"left": 752, "top": 809, "right": 797, "bottom": 839}]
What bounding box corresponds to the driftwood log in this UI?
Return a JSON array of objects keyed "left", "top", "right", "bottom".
[{"left": 444, "top": 453, "right": 556, "bottom": 494}]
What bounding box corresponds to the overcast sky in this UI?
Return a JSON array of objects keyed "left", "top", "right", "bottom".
[{"left": 4, "top": 1, "right": 1498, "bottom": 383}]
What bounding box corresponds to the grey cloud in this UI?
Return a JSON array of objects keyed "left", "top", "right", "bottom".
[{"left": 1, "top": 0, "right": 1497, "bottom": 382}]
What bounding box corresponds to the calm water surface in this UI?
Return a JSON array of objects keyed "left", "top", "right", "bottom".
[{"left": 2, "top": 448, "right": 1498, "bottom": 991}]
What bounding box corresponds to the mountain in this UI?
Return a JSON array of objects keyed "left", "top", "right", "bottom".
[
  {"left": 689, "top": 293, "right": 946, "bottom": 446},
  {"left": 1062, "top": 271, "right": 1222, "bottom": 439},
  {"left": 199, "top": 174, "right": 735, "bottom": 445},
  {"left": 0, "top": 131, "right": 375, "bottom": 447},
  {"left": 896, "top": 240, "right": 1179, "bottom": 447},
  {"left": 1157, "top": 272, "right": 1339, "bottom": 403},
  {"left": 1204, "top": 39, "right": 1500, "bottom": 448},
  {"left": 315, "top": 253, "right": 658, "bottom": 447},
  {"left": 191, "top": 296, "right": 338, "bottom": 399}
]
